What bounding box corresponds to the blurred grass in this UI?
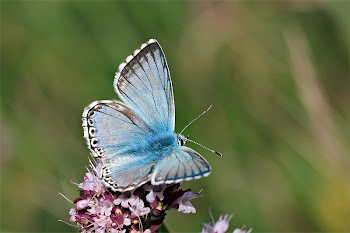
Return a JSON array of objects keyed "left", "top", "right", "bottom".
[{"left": 1, "top": 1, "right": 349, "bottom": 232}]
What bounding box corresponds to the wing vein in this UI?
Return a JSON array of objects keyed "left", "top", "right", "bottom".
[{"left": 143, "top": 48, "right": 163, "bottom": 126}]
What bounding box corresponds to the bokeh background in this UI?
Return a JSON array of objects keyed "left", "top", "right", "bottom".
[{"left": 1, "top": 1, "right": 349, "bottom": 232}]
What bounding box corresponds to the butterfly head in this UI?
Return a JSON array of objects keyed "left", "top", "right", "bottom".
[
  {"left": 177, "top": 134, "right": 189, "bottom": 146},
  {"left": 177, "top": 134, "right": 223, "bottom": 157}
]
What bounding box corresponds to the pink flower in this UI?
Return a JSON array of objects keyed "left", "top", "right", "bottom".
[
  {"left": 113, "top": 192, "right": 139, "bottom": 208},
  {"left": 110, "top": 229, "right": 126, "bottom": 233},
  {"left": 144, "top": 184, "right": 167, "bottom": 203},
  {"left": 212, "top": 214, "right": 232, "bottom": 233},
  {"left": 76, "top": 160, "right": 105, "bottom": 193},
  {"left": 123, "top": 217, "right": 131, "bottom": 226},
  {"left": 70, "top": 215, "right": 77, "bottom": 223},
  {"left": 174, "top": 190, "right": 199, "bottom": 214},
  {"left": 93, "top": 160, "right": 103, "bottom": 177},
  {"left": 76, "top": 199, "right": 90, "bottom": 210},
  {"left": 78, "top": 171, "right": 105, "bottom": 193},
  {"left": 93, "top": 215, "right": 112, "bottom": 232},
  {"left": 60, "top": 157, "right": 207, "bottom": 232},
  {"left": 100, "top": 200, "right": 113, "bottom": 216},
  {"left": 69, "top": 208, "right": 76, "bottom": 215},
  {"left": 232, "top": 226, "right": 253, "bottom": 233},
  {"left": 87, "top": 203, "right": 100, "bottom": 215},
  {"left": 130, "top": 199, "right": 151, "bottom": 218},
  {"left": 202, "top": 210, "right": 252, "bottom": 233}
]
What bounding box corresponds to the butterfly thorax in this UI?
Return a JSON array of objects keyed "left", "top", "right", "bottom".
[{"left": 148, "top": 132, "right": 178, "bottom": 153}]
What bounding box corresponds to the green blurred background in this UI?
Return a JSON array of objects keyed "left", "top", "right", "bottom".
[{"left": 1, "top": 1, "right": 349, "bottom": 232}]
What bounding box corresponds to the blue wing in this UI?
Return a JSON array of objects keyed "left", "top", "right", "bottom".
[
  {"left": 82, "top": 40, "right": 211, "bottom": 191},
  {"left": 82, "top": 100, "right": 158, "bottom": 191},
  {"left": 113, "top": 39, "right": 175, "bottom": 133},
  {"left": 151, "top": 147, "right": 211, "bottom": 185}
]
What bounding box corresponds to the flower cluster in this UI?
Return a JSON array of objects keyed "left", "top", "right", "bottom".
[
  {"left": 201, "top": 210, "right": 252, "bottom": 233},
  {"left": 60, "top": 158, "right": 201, "bottom": 233}
]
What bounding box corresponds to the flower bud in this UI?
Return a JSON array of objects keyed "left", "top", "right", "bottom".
[{"left": 76, "top": 199, "right": 89, "bottom": 210}]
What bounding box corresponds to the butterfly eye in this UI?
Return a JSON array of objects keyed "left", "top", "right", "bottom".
[{"left": 177, "top": 137, "right": 184, "bottom": 146}]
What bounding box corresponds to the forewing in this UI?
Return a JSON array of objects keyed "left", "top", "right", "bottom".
[
  {"left": 82, "top": 100, "right": 158, "bottom": 191},
  {"left": 114, "top": 39, "right": 175, "bottom": 133},
  {"left": 82, "top": 100, "right": 155, "bottom": 158},
  {"left": 151, "top": 147, "right": 211, "bottom": 185}
]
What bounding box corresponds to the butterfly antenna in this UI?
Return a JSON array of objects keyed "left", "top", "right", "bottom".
[
  {"left": 187, "top": 138, "right": 223, "bottom": 157},
  {"left": 179, "top": 105, "right": 213, "bottom": 135}
]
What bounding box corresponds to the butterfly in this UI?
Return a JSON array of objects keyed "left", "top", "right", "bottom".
[{"left": 82, "top": 39, "right": 219, "bottom": 192}]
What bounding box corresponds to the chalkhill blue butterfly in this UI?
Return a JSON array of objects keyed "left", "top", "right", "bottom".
[{"left": 82, "top": 39, "right": 221, "bottom": 192}]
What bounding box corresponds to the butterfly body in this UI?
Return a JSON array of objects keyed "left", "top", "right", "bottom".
[
  {"left": 82, "top": 39, "right": 211, "bottom": 192},
  {"left": 149, "top": 132, "right": 177, "bottom": 152}
]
